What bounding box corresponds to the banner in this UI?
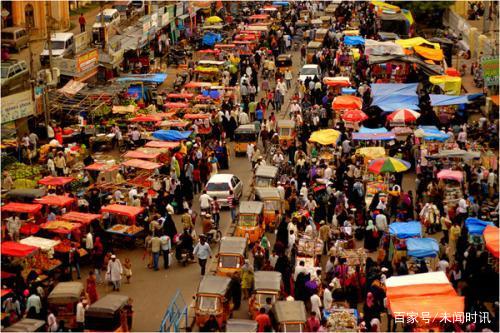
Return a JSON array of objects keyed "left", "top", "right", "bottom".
[
  {"left": 1, "top": 90, "right": 34, "bottom": 124},
  {"left": 77, "top": 49, "right": 99, "bottom": 72},
  {"left": 481, "top": 56, "right": 499, "bottom": 87}
]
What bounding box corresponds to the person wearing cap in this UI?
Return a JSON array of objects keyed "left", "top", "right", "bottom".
[{"left": 107, "top": 254, "right": 123, "bottom": 291}]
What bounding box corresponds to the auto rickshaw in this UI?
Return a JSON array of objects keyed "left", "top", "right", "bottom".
[
  {"left": 306, "top": 41, "right": 322, "bottom": 63},
  {"left": 226, "top": 319, "right": 258, "bottom": 332},
  {"left": 254, "top": 165, "right": 279, "bottom": 189},
  {"left": 249, "top": 271, "right": 282, "bottom": 319},
  {"left": 3, "top": 319, "right": 46, "bottom": 332},
  {"left": 48, "top": 282, "right": 84, "bottom": 329},
  {"left": 235, "top": 201, "right": 264, "bottom": 243},
  {"left": 315, "top": 28, "right": 328, "bottom": 42},
  {"left": 272, "top": 301, "right": 307, "bottom": 332},
  {"left": 216, "top": 237, "right": 247, "bottom": 276},
  {"left": 4, "top": 189, "right": 46, "bottom": 203},
  {"left": 276, "top": 54, "right": 292, "bottom": 73},
  {"left": 85, "top": 294, "right": 131, "bottom": 331},
  {"left": 277, "top": 119, "right": 296, "bottom": 148},
  {"left": 255, "top": 188, "right": 282, "bottom": 231},
  {"left": 234, "top": 124, "right": 258, "bottom": 156},
  {"left": 194, "top": 275, "right": 233, "bottom": 328}
]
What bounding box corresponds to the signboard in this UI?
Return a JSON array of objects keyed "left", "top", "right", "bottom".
[
  {"left": 1, "top": 90, "right": 34, "bottom": 124},
  {"left": 176, "top": 2, "right": 184, "bottom": 16},
  {"left": 74, "top": 31, "right": 91, "bottom": 54},
  {"left": 161, "top": 12, "right": 170, "bottom": 27},
  {"left": 52, "top": 57, "right": 76, "bottom": 75},
  {"left": 142, "top": 16, "right": 151, "bottom": 33},
  {"left": 151, "top": 13, "right": 158, "bottom": 27},
  {"left": 77, "top": 48, "right": 98, "bottom": 72},
  {"left": 481, "top": 56, "right": 499, "bottom": 87}
]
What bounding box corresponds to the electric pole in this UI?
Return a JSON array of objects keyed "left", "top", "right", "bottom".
[
  {"left": 100, "top": 1, "right": 105, "bottom": 48},
  {"left": 44, "top": 1, "right": 53, "bottom": 131}
]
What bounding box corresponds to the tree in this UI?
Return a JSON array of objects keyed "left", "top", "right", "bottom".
[{"left": 391, "top": 1, "right": 455, "bottom": 26}]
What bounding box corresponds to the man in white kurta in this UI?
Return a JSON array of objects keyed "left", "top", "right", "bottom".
[{"left": 107, "top": 255, "right": 123, "bottom": 291}]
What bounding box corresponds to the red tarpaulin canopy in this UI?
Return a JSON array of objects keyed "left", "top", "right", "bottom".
[
  {"left": 1, "top": 271, "right": 15, "bottom": 279},
  {"left": 145, "top": 141, "right": 180, "bottom": 149},
  {"left": 249, "top": 14, "right": 270, "bottom": 20},
  {"left": 121, "top": 159, "right": 162, "bottom": 170},
  {"left": 184, "top": 81, "right": 212, "bottom": 89},
  {"left": 197, "top": 49, "right": 217, "bottom": 54},
  {"left": 333, "top": 95, "right": 362, "bottom": 110},
  {"left": 123, "top": 150, "right": 160, "bottom": 160},
  {"left": 214, "top": 44, "right": 236, "bottom": 49},
  {"left": 1, "top": 202, "right": 43, "bottom": 214},
  {"left": 167, "top": 93, "right": 195, "bottom": 99},
  {"left": 1, "top": 289, "right": 13, "bottom": 298},
  {"left": 341, "top": 109, "right": 368, "bottom": 122},
  {"left": 61, "top": 212, "right": 101, "bottom": 224},
  {"left": 38, "top": 176, "right": 74, "bottom": 186},
  {"left": 184, "top": 113, "right": 211, "bottom": 120},
  {"left": 101, "top": 204, "right": 144, "bottom": 224},
  {"left": 436, "top": 169, "right": 463, "bottom": 182},
  {"left": 164, "top": 102, "right": 190, "bottom": 109},
  {"left": 1, "top": 241, "right": 38, "bottom": 257},
  {"left": 84, "top": 163, "right": 119, "bottom": 171},
  {"left": 484, "top": 225, "right": 499, "bottom": 258},
  {"left": 40, "top": 221, "right": 81, "bottom": 234},
  {"left": 35, "top": 195, "right": 75, "bottom": 207},
  {"left": 129, "top": 115, "right": 161, "bottom": 122}
]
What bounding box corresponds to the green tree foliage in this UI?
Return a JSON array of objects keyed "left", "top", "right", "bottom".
[{"left": 391, "top": 1, "right": 455, "bottom": 16}]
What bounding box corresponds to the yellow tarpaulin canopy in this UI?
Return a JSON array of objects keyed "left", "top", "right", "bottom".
[
  {"left": 395, "top": 37, "right": 440, "bottom": 50},
  {"left": 414, "top": 45, "right": 444, "bottom": 61},
  {"left": 371, "top": 1, "right": 401, "bottom": 12},
  {"left": 402, "top": 10, "right": 414, "bottom": 26},
  {"left": 309, "top": 129, "right": 341, "bottom": 145},
  {"left": 356, "top": 147, "right": 386, "bottom": 159},
  {"left": 429, "top": 75, "right": 462, "bottom": 95}
]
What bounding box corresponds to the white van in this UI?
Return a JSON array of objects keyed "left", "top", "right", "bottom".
[
  {"left": 299, "top": 64, "right": 322, "bottom": 82},
  {"left": 39, "top": 32, "right": 74, "bottom": 66},
  {"left": 92, "top": 8, "right": 121, "bottom": 29},
  {"left": 205, "top": 174, "right": 243, "bottom": 207}
]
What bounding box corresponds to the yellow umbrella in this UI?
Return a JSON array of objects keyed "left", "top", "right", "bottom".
[
  {"left": 206, "top": 16, "right": 223, "bottom": 24},
  {"left": 309, "top": 129, "right": 341, "bottom": 145},
  {"left": 356, "top": 147, "right": 386, "bottom": 159}
]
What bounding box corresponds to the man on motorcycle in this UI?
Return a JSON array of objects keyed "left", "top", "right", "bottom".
[{"left": 175, "top": 228, "right": 194, "bottom": 261}]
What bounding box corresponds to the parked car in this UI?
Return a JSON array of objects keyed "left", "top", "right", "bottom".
[
  {"left": 92, "top": 8, "right": 121, "bottom": 29},
  {"left": 39, "top": 32, "right": 74, "bottom": 66},
  {"left": 205, "top": 174, "right": 243, "bottom": 207},
  {"left": 1, "top": 27, "right": 29, "bottom": 52},
  {"left": 299, "top": 64, "right": 322, "bottom": 82},
  {"left": 1, "top": 59, "right": 30, "bottom": 96}
]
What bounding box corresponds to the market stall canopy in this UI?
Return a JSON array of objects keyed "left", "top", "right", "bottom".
[
  {"left": 1, "top": 241, "right": 38, "bottom": 257},
  {"left": 167, "top": 93, "right": 195, "bottom": 99},
  {"left": 365, "top": 39, "right": 404, "bottom": 56},
  {"left": 414, "top": 126, "right": 450, "bottom": 141},
  {"left": 206, "top": 16, "right": 223, "bottom": 24},
  {"left": 387, "top": 108, "right": 420, "bottom": 123},
  {"left": 389, "top": 221, "right": 422, "bottom": 238},
  {"left": 121, "top": 159, "right": 162, "bottom": 170},
  {"left": 152, "top": 130, "right": 192, "bottom": 141},
  {"left": 112, "top": 105, "right": 138, "bottom": 114},
  {"left": 344, "top": 36, "right": 365, "bottom": 46},
  {"left": 406, "top": 238, "right": 439, "bottom": 258},
  {"left": 395, "top": 37, "right": 440, "bottom": 49},
  {"left": 386, "top": 271, "right": 450, "bottom": 288},
  {"left": 1, "top": 202, "right": 43, "bottom": 214},
  {"left": 101, "top": 204, "right": 144, "bottom": 218},
  {"left": 356, "top": 147, "right": 386, "bottom": 159},
  {"left": 429, "top": 149, "right": 480, "bottom": 160},
  {"left": 262, "top": 5, "right": 278, "bottom": 11},
  {"left": 388, "top": 295, "right": 464, "bottom": 320},
  {"left": 371, "top": 83, "right": 419, "bottom": 111},
  {"left": 145, "top": 141, "right": 180, "bottom": 149},
  {"left": 20, "top": 236, "right": 61, "bottom": 251},
  {"left": 332, "top": 95, "right": 362, "bottom": 110},
  {"left": 123, "top": 150, "right": 160, "bottom": 160},
  {"left": 84, "top": 163, "right": 119, "bottom": 171},
  {"left": 367, "top": 55, "right": 442, "bottom": 76},
  {"left": 483, "top": 225, "right": 499, "bottom": 258},
  {"left": 35, "top": 195, "right": 75, "bottom": 207},
  {"left": 341, "top": 109, "right": 368, "bottom": 122},
  {"left": 323, "top": 77, "right": 351, "bottom": 87},
  {"left": 164, "top": 102, "right": 190, "bottom": 109},
  {"left": 465, "top": 217, "right": 494, "bottom": 236},
  {"left": 436, "top": 169, "right": 463, "bottom": 182},
  {"left": 38, "top": 176, "right": 74, "bottom": 187},
  {"left": 184, "top": 81, "right": 213, "bottom": 89},
  {"left": 129, "top": 115, "right": 161, "bottom": 122},
  {"left": 116, "top": 74, "right": 167, "bottom": 84},
  {"left": 429, "top": 75, "right": 462, "bottom": 95},
  {"left": 5, "top": 189, "right": 46, "bottom": 201},
  {"left": 429, "top": 94, "right": 469, "bottom": 106},
  {"left": 309, "top": 129, "right": 341, "bottom": 145},
  {"left": 61, "top": 212, "right": 101, "bottom": 224},
  {"left": 353, "top": 127, "right": 395, "bottom": 141},
  {"left": 368, "top": 156, "right": 410, "bottom": 173},
  {"left": 372, "top": 83, "right": 418, "bottom": 96}
]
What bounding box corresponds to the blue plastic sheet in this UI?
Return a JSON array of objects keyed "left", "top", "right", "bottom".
[
  {"left": 429, "top": 94, "right": 470, "bottom": 106},
  {"left": 152, "top": 130, "right": 192, "bottom": 141},
  {"left": 359, "top": 126, "right": 389, "bottom": 134},
  {"left": 344, "top": 36, "right": 365, "bottom": 46},
  {"left": 465, "top": 217, "right": 494, "bottom": 236},
  {"left": 371, "top": 94, "right": 420, "bottom": 112},
  {"left": 407, "top": 238, "right": 439, "bottom": 258},
  {"left": 371, "top": 83, "right": 418, "bottom": 97},
  {"left": 341, "top": 87, "right": 356, "bottom": 95},
  {"left": 202, "top": 32, "right": 222, "bottom": 47},
  {"left": 389, "top": 221, "right": 422, "bottom": 239},
  {"left": 117, "top": 74, "right": 168, "bottom": 84},
  {"left": 272, "top": 1, "right": 290, "bottom": 5},
  {"left": 418, "top": 126, "right": 450, "bottom": 141}
]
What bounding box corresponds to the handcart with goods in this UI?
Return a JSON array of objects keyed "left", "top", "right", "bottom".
[
  {"left": 1, "top": 202, "right": 44, "bottom": 237},
  {"left": 101, "top": 204, "right": 145, "bottom": 248},
  {"left": 323, "top": 307, "right": 359, "bottom": 332},
  {"left": 297, "top": 234, "right": 323, "bottom": 268}
]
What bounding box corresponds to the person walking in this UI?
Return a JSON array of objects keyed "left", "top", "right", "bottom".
[
  {"left": 79, "top": 13, "right": 86, "bottom": 32},
  {"left": 151, "top": 234, "right": 161, "bottom": 271},
  {"left": 160, "top": 232, "right": 171, "bottom": 269},
  {"left": 107, "top": 254, "right": 123, "bottom": 291},
  {"left": 193, "top": 235, "right": 212, "bottom": 276}
]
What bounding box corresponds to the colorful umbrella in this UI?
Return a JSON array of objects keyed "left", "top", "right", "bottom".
[
  {"left": 368, "top": 157, "right": 411, "bottom": 174},
  {"left": 387, "top": 109, "right": 421, "bottom": 123},
  {"left": 341, "top": 109, "right": 368, "bottom": 122},
  {"left": 206, "top": 16, "right": 222, "bottom": 24}
]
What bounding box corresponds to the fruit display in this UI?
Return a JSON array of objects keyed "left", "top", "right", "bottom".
[
  {"left": 108, "top": 224, "right": 143, "bottom": 235},
  {"left": 28, "top": 253, "right": 62, "bottom": 272},
  {"left": 338, "top": 248, "right": 367, "bottom": 267},
  {"left": 5, "top": 163, "right": 43, "bottom": 182},
  {"left": 326, "top": 309, "right": 358, "bottom": 332},
  {"left": 110, "top": 224, "right": 129, "bottom": 233},
  {"left": 126, "top": 225, "right": 143, "bottom": 235},
  {"left": 298, "top": 236, "right": 323, "bottom": 256},
  {"left": 13, "top": 178, "right": 39, "bottom": 189},
  {"left": 54, "top": 239, "right": 72, "bottom": 253}
]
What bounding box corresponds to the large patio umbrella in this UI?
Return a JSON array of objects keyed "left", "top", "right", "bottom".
[
  {"left": 368, "top": 157, "right": 411, "bottom": 174},
  {"left": 206, "top": 16, "right": 223, "bottom": 24},
  {"left": 387, "top": 108, "right": 421, "bottom": 123},
  {"left": 341, "top": 109, "right": 368, "bottom": 122}
]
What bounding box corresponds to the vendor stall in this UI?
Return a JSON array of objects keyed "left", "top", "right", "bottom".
[
  {"left": 1, "top": 203, "right": 44, "bottom": 236},
  {"left": 38, "top": 176, "right": 75, "bottom": 188},
  {"left": 101, "top": 204, "right": 145, "bottom": 247},
  {"left": 437, "top": 169, "right": 464, "bottom": 205},
  {"left": 465, "top": 217, "right": 495, "bottom": 248},
  {"left": 483, "top": 225, "right": 499, "bottom": 259}
]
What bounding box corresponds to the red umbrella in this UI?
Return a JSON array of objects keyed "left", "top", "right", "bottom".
[
  {"left": 341, "top": 109, "right": 368, "bottom": 122},
  {"left": 387, "top": 109, "right": 420, "bottom": 123}
]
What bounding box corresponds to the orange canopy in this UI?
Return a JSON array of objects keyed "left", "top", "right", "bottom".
[
  {"left": 414, "top": 45, "right": 444, "bottom": 61},
  {"left": 129, "top": 115, "right": 161, "bottom": 122},
  {"left": 166, "top": 93, "right": 194, "bottom": 99},
  {"left": 184, "top": 113, "right": 211, "bottom": 120},
  {"left": 61, "top": 212, "right": 101, "bottom": 224},
  {"left": 1, "top": 202, "right": 43, "bottom": 214},
  {"left": 101, "top": 204, "right": 144, "bottom": 218},
  {"left": 155, "top": 112, "right": 177, "bottom": 119},
  {"left": 35, "top": 195, "right": 75, "bottom": 207},
  {"left": 214, "top": 44, "right": 236, "bottom": 49},
  {"left": 164, "top": 102, "right": 189, "bottom": 109},
  {"left": 483, "top": 225, "right": 499, "bottom": 258},
  {"left": 38, "top": 176, "right": 74, "bottom": 186},
  {"left": 249, "top": 14, "right": 270, "bottom": 20},
  {"left": 84, "top": 163, "right": 120, "bottom": 172},
  {"left": 387, "top": 283, "right": 457, "bottom": 299},
  {"left": 41, "top": 220, "right": 81, "bottom": 234},
  {"left": 184, "top": 81, "right": 212, "bottom": 88},
  {"left": 388, "top": 295, "right": 464, "bottom": 319},
  {"left": 123, "top": 150, "right": 160, "bottom": 160},
  {"left": 145, "top": 141, "right": 180, "bottom": 149},
  {"left": 332, "top": 95, "right": 363, "bottom": 110},
  {"left": 121, "top": 159, "right": 162, "bottom": 170},
  {"left": 491, "top": 95, "right": 499, "bottom": 106}
]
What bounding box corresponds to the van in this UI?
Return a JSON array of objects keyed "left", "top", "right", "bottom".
[
  {"left": 39, "top": 32, "right": 74, "bottom": 66},
  {"left": 1, "top": 60, "right": 30, "bottom": 96},
  {"left": 299, "top": 64, "right": 322, "bottom": 82},
  {"left": 205, "top": 174, "right": 243, "bottom": 207},
  {"left": 92, "top": 8, "right": 121, "bottom": 29},
  {"left": 1, "top": 27, "right": 29, "bottom": 52}
]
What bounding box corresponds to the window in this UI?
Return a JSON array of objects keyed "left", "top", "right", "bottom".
[
  {"left": 238, "top": 214, "right": 257, "bottom": 227},
  {"left": 197, "top": 296, "right": 219, "bottom": 312},
  {"left": 206, "top": 182, "right": 229, "bottom": 191},
  {"left": 219, "top": 255, "right": 239, "bottom": 268},
  {"left": 280, "top": 128, "right": 291, "bottom": 136},
  {"left": 230, "top": 177, "right": 237, "bottom": 188},
  {"left": 1, "top": 67, "right": 9, "bottom": 78},
  {"left": 24, "top": 4, "right": 34, "bottom": 28},
  {"left": 255, "top": 177, "right": 272, "bottom": 187},
  {"left": 1, "top": 32, "right": 14, "bottom": 39}
]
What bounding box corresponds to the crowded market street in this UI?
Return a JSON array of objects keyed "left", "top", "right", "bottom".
[{"left": 1, "top": 1, "right": 499, "bottom": 332}]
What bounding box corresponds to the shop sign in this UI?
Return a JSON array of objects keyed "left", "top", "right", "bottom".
[
  {"left": 142, "top": 16, "right": 151, "bottom": 33},
  {"left": 481, "top": 56, "right": 499, "bottom": 87},
  {"left": 52, "top": 57, "right": 76, "bottom": 75},
  {"left": 151, "top": 13, "right": 158, "bottom": 27},
  {"left": 74, "top": 31, "right": 91, "bottom": 54},
  {"left": 1, "top": 90, "right": 34, "bottom": 124},
  {"left": 161, "top": 12, "right": 170, "bottom": 27},
  {"left": 77, "top": 48, "right": 99, "bottom": 72},
  {"left": 176, "top": 2, "right": 184, "bottom": 16}
]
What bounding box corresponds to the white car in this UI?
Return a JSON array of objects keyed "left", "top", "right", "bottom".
[
  {"left": 40, "top": 32, "right": 74, "bottom": 66},
  {"left": 93, "top": 8, "right": 121, "bottom": 29},
  {"left": 205, "top": 174, "right": 243, "bottom": 207},
  {"left": 299, "top": 64, "right": 322, "bottom": 82}
]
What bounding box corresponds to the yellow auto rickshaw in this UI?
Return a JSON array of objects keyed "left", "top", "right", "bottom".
[
  {"left": 249, "top": 271, "right": 282, "bottom": 319},
  {"left": 254, "top": 165, "right": 279, "bottom": 189},
  {"left": 272, "top": 301, "right": 307, "bottom": 332},
  {"left": 315, "top": 28, "right": 328, "bottom": 42},
  {"left": 306, "top": 41, "right": 322, "bottom": 63},
  {"left": 255, "top": 187, "right": 283, "bottom": 231},
  {"left": 216, "top": 237, "right": 247, "bottom": 277},
  {"left": 276, "top": 54, "right": 292, "bottom": 73},
  {"left": 234, "top": 124, "right": 258, "bottom": 156},
  {"left": 235, "top": 201, "right": 264, "bottom": 243},
  {"left": 277, "top": 119, "right": 296, "bottom": 148},
  {"left": 194, "top": 275, "right": 233, "bottom": 328}
]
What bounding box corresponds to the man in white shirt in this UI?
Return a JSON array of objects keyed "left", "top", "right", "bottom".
[
  {"left": 76, "top": 298, "right": 88, "bottom": 331},
  {"left": 310, "top": 291, "right": 322, "bottom": 320},
  {"left": 375, "top": 214, "right": 388, "bottom": 232},
  {"left": 199, "top": 190, "right": 212, "bottom": 212},
  {"left": 246, "top": 143, "right": 255, "bottom": 163},
  {"left": 294, "top": 260, "right": 307, "bottom": 281},
  {"left": 323, "top": 284, "right": 333, "bottom": 310},
  {"left": 277, "top": 182, "right": 285, "bottom": 200},
  {"left": 238, "top": 111, "right": 249, "bottom": 125},
  {"left": 128, "top": 188, "right": 138, "bottom": 202}
]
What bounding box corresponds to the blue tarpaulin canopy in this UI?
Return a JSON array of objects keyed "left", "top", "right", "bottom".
[
  {"left": 272, "top": 1, "right": 290, "bottom": 5},
  {"left": 202, "top": 32, "right": 222, "bottom": 47},
  {"left": 344, "top": 36, "right": 365, "bottom": 46},
  {"left": 417, "top": 126, "right": 450, "bottom": 141},
  {"left": 359, "top": 126, "right": 389, "bottom": 134},
  {"left": 465, "top": 217, "right": 495, "bottom": 236},
  {"left": 429, "top": 94, "right": 470, "bottom": 106},
  {"left": 389, "top": 221, "right": 422, "bottom": 239},
  {"left": 353, "top": 126, "right": 395, "bottom": 140},
  {"left": 116, "top": 74, "right": 168, "bottom": 84},
  {"left": 406, "top": 238, "right": 439, "bottom": 258},
  {"left": 341, "top": 87, "right": 356, "bottom": 95},
  {"left": 371, "top": 83, "right": 419, "bottom": 111},
  {"left": 371, "top": 83, "right": 418, "bottom": 97},
  {"left": 152, "top": 130, "right": 192, "bottom": 141}
]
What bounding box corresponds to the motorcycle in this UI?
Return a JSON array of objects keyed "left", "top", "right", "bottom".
[
  {"left": 118, "top": 138, "right": 139, "bottom": 153},
  {"left": 205, "top": 224, "right": 222, "bottom": 245}
]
